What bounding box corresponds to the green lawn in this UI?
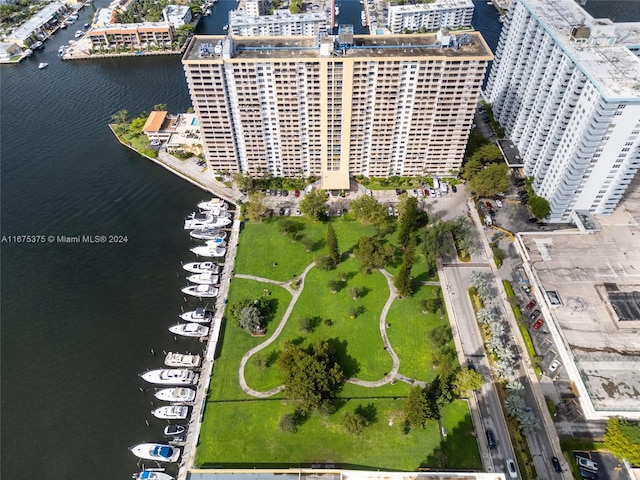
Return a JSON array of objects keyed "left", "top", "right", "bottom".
[
  {"left": 234, "top": 217, "right": 376, "bottom": 281},
  {"left": 197, "top": 216, "right": 482, "bottom": 470},
  {"left": 386, "top": 286, "right": 452, "bottom": 382}
]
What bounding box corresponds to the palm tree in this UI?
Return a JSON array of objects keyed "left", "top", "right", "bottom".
[{"left": 503, "top": 392, "right": 525, "bottom": 417}]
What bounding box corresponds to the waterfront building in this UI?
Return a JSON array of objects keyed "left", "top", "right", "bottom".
[
  {"left": 182, "top": 31, "right": 492, "bottom": 188},
  {"left": 387, "top": 0, "right": 473, "bottom": 35},
  {"left": 88, "top": 22, "right": 175, "bottom": 50},
  {"left": 5, "top": 2, "right": 67, "bottom": 47},
  {"left": 228, "top": 10, "right": 329, "bottom": 37},
  {"left": 485, "top": 0, "right": 640, "bottom": 222},
  {"left": 162, "top": 5, "right": 193, "bottom": 28},
  {"left": 241, "top": 0, "right": 264, "bottom": 17}
]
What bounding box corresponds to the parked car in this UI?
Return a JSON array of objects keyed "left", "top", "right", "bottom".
[
  {"left": 294, "top": 190, "right": 300, "bottom": 197},
  {"left": 485, "top": 201, "right": 493, "bottom": 210},
  {"left": 276, "top": 189, "right": 282, "bottom": 196},
  {"left": 388, "top": 206, "right": 394, "bottom": 216},
  {"left": 496, "top": 199, "right": 503, "bottom": 208},
  {"left": 549, "top": 359, "right": 561, "bottom": 373},
  {"left": 532, "top": 318, "right": 544, "bottom": 330},
  {"left": 580, "top": 469, "right": 599, "bottom": 480},
  {"left": 282, "top": 190, "right": 288, "bottom": 197},
  {"left": 530, "top": 309, "right": 541, "bottom": 320},
  {"left": 486, "top": 429, "right": 496, "bottom": 449},
  {"left": 577, "top": 457, "right": 598, "bottom": 471},
  {"left": 266, "top": 189, "right": 271, "bottom": 196},
  {"left": 506, "top": 459, "right": 518, "bottom": 479},
  {"left": 552, "top": 456, "right": 562, "bottom": 473},
  {"left": 525, "top": 300, "right": 537, "bottom": 310},
  {"left": 451, "top": 185, "right": 457, "bottom": 193}
]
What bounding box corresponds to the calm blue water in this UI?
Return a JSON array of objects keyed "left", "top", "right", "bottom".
[{"left": 0, "top": 2, "right": 500, "bottom": 479}]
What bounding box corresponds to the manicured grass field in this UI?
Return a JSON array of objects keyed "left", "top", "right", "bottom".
[{"left": 197, "top": 216, "right": 482, "bottom": 470}]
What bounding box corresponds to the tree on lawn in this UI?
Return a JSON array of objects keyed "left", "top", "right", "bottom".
[
  {"left": 528, "top": 195, "right": 551, "bottom": 219},
  {"left": 277, "top": 340, "right": 344, "bottom": 413},
  {"left": 243, "top": 192, "right": 268, "bottom": 222},
  {"left": 354, "top": 235, "right": 394, "bottom": 273},
  {"left": 111, "top": 109, "right": 129, "bottom": 124},
  {"left": 394, "top": 236, "right": 416, "bottom": 297},
  {"left": 348, "top": 286, "right": 365, "bottom": 300},
  {"left": 299, "top": 189, "right": 328, "bottom": 221},
  {"left": 404, "top": 386, "right": 428, "bottom": 429},
  {"left": 278, "top": 218, "right": 304, "bottom": 241},
  {"left": 326, "top": 223, "right": 340, "bottom": 265},
  {"left": 350, "top": 194, "right": 388, "bottom": 227},
  {"left": 452, "top": 368, "right": 484, "bottom": 398},
  {"left": 421, "top": 219, "right": 453, "bottom": 272},
  {"left": 230, "top": 297, "right": 271, "bottom": 334},
  {"left": 397, "top": 196, "right": 418, "bottom": 247},
  {"left": 604, "top": 418, "right": 640, "bottom": 464},
  {"left": 469, "top": 163, "right": 509, "bottom": 198},
  {"left": 342, "top": 409, "right": 367, "bottom": 435}
]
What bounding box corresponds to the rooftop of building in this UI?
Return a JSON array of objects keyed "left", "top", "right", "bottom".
[
  {"left": 89, "top": 21, "right": 172, "bottom": 33},
  {"left": 388, "top": 0, "right": 474, "bottom": 13},
  {"left": 229, "top": 9, "right": 329, "bottom": 24},
  {"left": 520, "top": 0, "right": 640, "bottom": 101},
  {"left": 6, "top": 1, "right": 65, "bottom": 41},
  {"left": 183, "top": 31, "right": 493, "bottom": 62},
  {"left": 518, "top": 177, "right": 640, "bottom": 415}
]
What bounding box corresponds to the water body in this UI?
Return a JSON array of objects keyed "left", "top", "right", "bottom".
[{"left": 0, "top": 2, "right": 501, "bottom": 479}]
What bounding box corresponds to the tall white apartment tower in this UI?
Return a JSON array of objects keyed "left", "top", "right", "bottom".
[
  {"left": 182, "top": 32, "right": 492, "bottom": 189},
  {"left": 485, "top": 0, "right": 640, "bottom": 222}
]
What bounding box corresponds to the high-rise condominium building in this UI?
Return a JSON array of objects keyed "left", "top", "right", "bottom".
[
  {"left": 228, "top": 10, "right": 330, "bottom": 37},
  {"left": 485, "top": 0, "right": 640, "bottom": 223},
  {"left": 387, "top": 0, "right": 474, "bottom": 35},
  {"left": 182, "top": 30, "right": 492, "bottom": 189}
]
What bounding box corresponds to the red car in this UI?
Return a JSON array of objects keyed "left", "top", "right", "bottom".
[
  {"left": 532, "top": 318, "right": 544, "bottom": 330},
  {"left": 525, "top": 300, "right": 537, "bottom": 311},
  {"left": 485, "top": 201, "right": 493, "bottom": 209},
  {"left": 294, "top": 190, "right": 300, "bottom": 198}
]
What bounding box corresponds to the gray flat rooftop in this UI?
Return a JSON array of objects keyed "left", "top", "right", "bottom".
[
  {"left": 519, "top": 179, "right": 640, "bottom": 413},
  {"left": 521, "top": 0, "right": 640, "bottom": 101},
  {"left": 183, "top": 32, "right": 493, "bottom": 62}
]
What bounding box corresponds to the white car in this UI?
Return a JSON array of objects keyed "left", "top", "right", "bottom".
[
  {"left": 506, "top": 459, "right": 518, "bottom": 479},
  {"left": 496, "top": 199, "right": 503, "bottom": 208},
  {"left": 577, "top": 457, "right": 598, "bottom": 471},
  {"left": 549, "top": 359, "right": 561, "bottom": 373}
]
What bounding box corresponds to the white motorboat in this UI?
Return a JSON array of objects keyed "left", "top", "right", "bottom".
[
  {"left": 38, "top": 62, "right": 48, "bottom": 69},
  {"left": 187, "top": 272, "right": 219, "bottom": 285},
  {"left": 182, "top": 261, "right": 220, "bottom": 274},
  {"left": 190, "top": 244, "right": 226, "bottom": 258},
  {"left": 164, "top": 352, "right": 201, "bottom": 368},
  {"left": 24, "top": 48, "right": 33, "bottom": 57},
  {"left": 181, "top": 284, "right": 219, "bottom": 298},
  {"left": 129, "top": 443, "right": 180, "bottom": 463},
  {"left": 164, "top": 425, "right": 186, "bottom": 437},
  {"left": 179, "top": 308, "right": 214, "bottom": 323},
  {"left": 197, "top": 198, "right": 228, "bottom": 211},
  {"left": 140, "top": 369, "right": 199, "bottom": 386},
  {"left": 168, "top": 323, "right": 210, "bottom": 338},
  {"left": 189, "top": 228, "right": 227, "bottom": 241},
  {"left": 134, "top": 470, "right": 174, "bottom": 480},
  {"left": 335, "top": 5, "right": 339, "bottom": 15},
  {"left": 151, "top": 405, "right": 189, "bottom": 420},
  {"left": 154, "top": 387, "right": 196, "bottom": 403},
  {"left": 184, "top": 212, "right": 231, "bottom": 230}
]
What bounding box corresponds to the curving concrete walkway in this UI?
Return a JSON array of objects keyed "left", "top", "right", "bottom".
[{"left": 236, "top": 262, "right": 426, "bottom": 397}]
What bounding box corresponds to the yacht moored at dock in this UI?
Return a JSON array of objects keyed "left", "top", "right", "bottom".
[
  {"left": 181, "top": 284, "right": 219, "bottom": 298},
  {"left": 151, "top": 405, "right": 189, "bottom": 420},
  {"left": 197, "top": 198, "right": 228, "bottom": 211},
  {"left": 140, "top": 369, "right": 199, "bottom": 385},
  {"left": 184, "top": 212, "right": 231, "bottom": 230},
  {"left": 189, "top": 228, "right": 227, "bottom": 241},
  {"left": 129, "top": 443, "right": 180, "bottom": 463},
  {"left": 190, "top": 243, "right": 226, "bottom": 258},
  {"left": 154, "top": 387, "right": 196, "bottom": 403},
  {"left": 168, "top": 323, "right": 210, "bottom": 338},
  {"left": 186, "top": 272, "right": 219, "bottom": 285},
  {"left": 182, "top": 261, "right": 220, "bottom": 274},
  {"left": 133, "top": 470, "right": 175, "bottom": 480},
  {"left": 179, "top": 308, "right": 214, "bottom": 323},
  {"left": 164, "top": 352, "right": 201, "bottom": 368},
  {"left": 164, "top": 425, "right": 186, "bottom": 437}
]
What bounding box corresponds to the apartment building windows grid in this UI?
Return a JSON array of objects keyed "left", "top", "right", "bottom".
[{"left": 183, "top": 34, "right": 492, "bottom": 189}]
